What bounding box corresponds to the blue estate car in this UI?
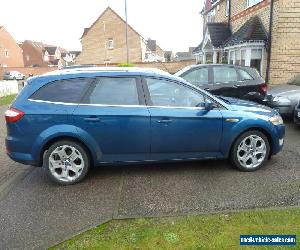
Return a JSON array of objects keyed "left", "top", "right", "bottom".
[{"left": 5, "top": 67, "right": 285, "bottom": 185}]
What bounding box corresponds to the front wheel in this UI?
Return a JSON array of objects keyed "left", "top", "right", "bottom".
[
  {"left": 231, "top": 131, "right": 270, "bottom": 171},
  {"left": 44, "top": 140, "right": 90, "bottom": 185}
]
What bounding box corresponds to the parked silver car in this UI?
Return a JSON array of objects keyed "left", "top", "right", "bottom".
[
  {"left": 264, "top": 75, "right": 300, "bottom": 117},
  {"left": 3, "top": 71, "right": 25, "bottom": 80}
]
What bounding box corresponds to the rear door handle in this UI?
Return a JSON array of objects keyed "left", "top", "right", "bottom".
[
  {"left": 84, "top": 116, "right": 101, "bottom": 122},
  {"left": 157, "top": 119, "right": 173, "bottom": 124}
]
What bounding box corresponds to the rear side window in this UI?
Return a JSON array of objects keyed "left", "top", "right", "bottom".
[
  {"left": 213, "top": 67, "right": 238, "bottom": 83},
  {"left": 84, "top": 77, "right": 139, "bottom": 105},
  {"left": 182, "top": 67, "right": 209, "bottom": 85},
  {"left": 237, "top": 69, "right": 253, "bottom": 81},
  {"left": 30, "top": 78, "right": 91, "bottom": 103}
]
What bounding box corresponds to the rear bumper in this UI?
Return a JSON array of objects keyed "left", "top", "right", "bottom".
[{"left": 6, "top": 138, "right": 39, "bottom": 166}]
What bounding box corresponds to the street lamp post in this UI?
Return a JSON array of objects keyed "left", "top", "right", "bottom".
[{"left": 125, "top": 0, "right": 129, "bottom": 64}]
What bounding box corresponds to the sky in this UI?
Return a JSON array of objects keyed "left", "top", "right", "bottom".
[{"left": 0, "top": 0, "right": 204, "bottom": 53}]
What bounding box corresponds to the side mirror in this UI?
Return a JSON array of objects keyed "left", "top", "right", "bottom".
[
  {"left": 204, "top": 102, "right": 214, "bottom": 110},
  {"left": 196, "top": 102, "right": 213, "bottom": 110}
]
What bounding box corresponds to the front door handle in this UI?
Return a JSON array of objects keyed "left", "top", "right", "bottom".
[
  {"left": 204, "top": 88, "right": 210, "bottom": 91},
  {"left": 157, "top": 119, "right": 173, "bottom": 124},
  {"left": 84, "top": 116, "right": 101, "bottom": 122}
]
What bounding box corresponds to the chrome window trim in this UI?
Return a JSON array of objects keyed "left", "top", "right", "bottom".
[{"left": 28, "top": 98, "right": 206, "bottom": 110}]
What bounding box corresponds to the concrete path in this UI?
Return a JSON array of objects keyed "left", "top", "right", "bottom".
[{"left": 0, "top": 119, "right": 299, "bottom": 249}]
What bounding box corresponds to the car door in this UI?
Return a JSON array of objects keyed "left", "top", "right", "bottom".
[
  {"left": 143, "top": 77, "right": 223, "bottom": 160},
  {"left": 73, "top": 76, "right": 151, "bottom": 163},
  {"left": 211, "top": 65, "right": 239, "bottom": 98},
  {"left": 179, "top": 66, "right": 213, "bottom": 91}
]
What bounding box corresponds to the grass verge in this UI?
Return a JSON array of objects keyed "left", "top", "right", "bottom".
[
  {"left": 0, "top": 94, "right": 17, "bottom": 106},
  {"left": 51, "top": 208, "right": 299, "bottom": 250}
]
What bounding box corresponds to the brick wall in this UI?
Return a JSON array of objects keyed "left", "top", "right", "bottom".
[
  {"left": 269, "top": 0, "right": 300, "bottom": 84},
  {"left": 215, "top": 0, "right": 228, "bottom": 23},
  {"left": 0, "top": 60, "right": 195, "bottom": 81},
  {"left": 0, "top": 67, "right": 56, "bottom": 80},
  {"left": 76, "top": 8, "right": 143, "bottom": 64},
  {"left": 134, "top": 60, "right": 196, "bottom": 74},
  {"left": 231, "top": 0, "right": 270, "bottom": 33}
]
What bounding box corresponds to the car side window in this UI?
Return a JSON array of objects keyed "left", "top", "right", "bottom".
[
  {"left": 30, "top": 78, "right": 91, "bottom": 103},
  {"left": 84, "top": 77, "right": 139, "bottom": 105},
  {"left": 213, "top": 67, "right": 238, "bottom": 83},
  {"left": 237, "top": 69, "right": 253, "bottom": 81},
  {"left": 146, "top": 78, "right": 205, "bottom": 107},
  {"left": 182, "top": 67, "right": 209, "bottom": 85}
]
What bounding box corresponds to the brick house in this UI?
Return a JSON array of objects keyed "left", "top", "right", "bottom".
[
  {"left": 75, "top": 7, "right": 164, "bottom": 64},
  {"left": 0, "top": 26, "right": 24, "bottom": 67},
  {"left": 194, "top": 0, "right": 300, "bottom": 84},
  {"left": 21, "top": 41, "right": 72, "bottom": 67},
  {"left": 21, "top": 40, "right": 48, "bottom": 67}
]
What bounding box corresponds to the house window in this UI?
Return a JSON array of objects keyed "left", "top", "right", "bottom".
[
  {"left": 247, "top": 0, "right": 263, "bottom": 8},
  {"left": 26, "top": 55, "right": 30, "bottom": 61},
  {"left": 229, "top": 51, "right": 235, "bottom": 64},
  {"left": 211, "top": 0, "right": 219, "bottom": 5},
  {"left": 207, "top": 9, "right": 216, "bottom": 23},
  {"left": 4, "top": 50, "right": 9, "bottom": 58},
  {"left": 226, "top": 0, "right": 230, "bottom": 16},
  {"left": 250, "top": 48, "right": 262, "bottom": 73},
  {"left": 241, "top": 50, "right": 246, "bottom": 66},
  {"left": 235, "top": 50, "right": 241, "bottom": 65},
  {"left": 107, "top": 39, "right": 114, "bottom": 49}
]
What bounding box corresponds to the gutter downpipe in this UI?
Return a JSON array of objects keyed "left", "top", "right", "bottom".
[
  {"left": 266, "top": 0, "right": 274, "bottom": 84},
  {"left": 228, "top": 0, "right": 231, "bottom": 29}
]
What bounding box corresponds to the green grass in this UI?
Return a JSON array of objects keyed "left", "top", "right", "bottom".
[
  {"left": 51, "top": 208, "right": 300, "bottom": 250},
  {"left": 0, "top": 94, "right": 17, "bottom": 106}
]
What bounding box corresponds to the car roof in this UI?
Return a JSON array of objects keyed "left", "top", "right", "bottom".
[
  {"left": 41, "top": 67, "right": 174, "bottom": 79},
  {"left": 28, "top": 66, "right": 186, "bottom": 84}
]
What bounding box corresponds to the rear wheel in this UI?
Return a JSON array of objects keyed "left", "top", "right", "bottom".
[
  {"left": 44, "top": 140, "right": 90, "bottom": 185},
  {"left": 231, "top": 130, "right": 270, "bottom": 171}
]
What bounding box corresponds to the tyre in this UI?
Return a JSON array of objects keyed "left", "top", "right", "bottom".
[
  {"left": 43, "top": 140, "right": 90, "bottom": 185},
  {"left": 231, "top": 130, "right": 270, "bottom": 171}
]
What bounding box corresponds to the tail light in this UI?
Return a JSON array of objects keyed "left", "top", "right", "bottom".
[
  {"left": 260, "top": 83, "right": 268, "bottom": 94},
  {"left": 5, "top": 108, "right": 24, "bottom": 123}
]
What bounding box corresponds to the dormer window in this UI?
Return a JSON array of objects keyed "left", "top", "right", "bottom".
[{"left": 247, "top": 0, "right": 263, "bottom": 8}]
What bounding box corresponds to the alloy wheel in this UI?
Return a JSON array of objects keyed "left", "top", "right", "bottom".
[
  {"left": 237, "top": 135, "right": 267, "bottom": 169},
  {"left": 48, "top": 145, "right": 85, "bottom": 182}
]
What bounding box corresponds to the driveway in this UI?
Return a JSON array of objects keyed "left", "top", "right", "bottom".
[{"left": 0, "top": 119, "right": 299, "bottom": 249}]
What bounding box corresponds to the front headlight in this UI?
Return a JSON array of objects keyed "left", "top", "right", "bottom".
[{"left": 269, "top": 115, "right": 283, "bottom": 125}]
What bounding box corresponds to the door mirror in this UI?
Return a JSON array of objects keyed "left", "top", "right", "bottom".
[
  {"left": 204, "top": 102, "right": 214, "bottom": 110},
  {"left": 196, "top": 101, "right": 214, "bottom": 110}
]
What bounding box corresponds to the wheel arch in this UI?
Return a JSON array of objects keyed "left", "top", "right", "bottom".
[
  {"left": 39, "top": 136, "right": 95, "bottom": 167},
  {"left": 228, "top": 127, "right": 273, "bottom": 159}
]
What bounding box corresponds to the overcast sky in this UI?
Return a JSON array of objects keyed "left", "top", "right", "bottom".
[{"left": 0, "top": 0, "right": 204, "bottom": 52}]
